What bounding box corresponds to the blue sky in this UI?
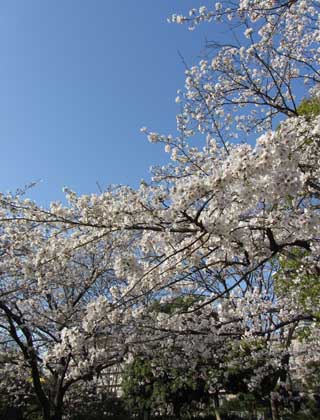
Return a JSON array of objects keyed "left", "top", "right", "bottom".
[{"left": 0, "top": 1, "right": 215, "bottom": 205}]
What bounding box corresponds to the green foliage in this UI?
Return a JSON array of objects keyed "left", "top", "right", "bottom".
[
  {"left": 297, "top": 97, "right": 320, "bottom": 119},
  {"left": 149, "top": 295, "right": 201, "bottom": 315},
  {"left": 122, "top": 356, "right": 211, "bottom": 418},
  {"left": 280, "top": 399, "right": 320, "bottom": 420},
  {"left": 219, "top": 393, "right": 270, "bottom": 420},
  {"left": 275, "top": 249, "right": 320, "bottom": 323},
  {"left": 302, "top": 359, "right": 320, "bottom": 395},
  {"left": 223, "top": 338, "right": 279, "bottom": 397},
  {"left": 122, "top": 357, "right": 155, "bottom": 413},
  {"left": 69, "top": 395, "right": 128, "bottom": 420}
]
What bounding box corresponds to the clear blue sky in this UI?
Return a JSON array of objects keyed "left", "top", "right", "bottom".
[{"left": 0, "top": 1, "right": 217, "bottom": 204}]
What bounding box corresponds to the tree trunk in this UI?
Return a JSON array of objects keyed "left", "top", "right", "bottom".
[
  {"left": 41, "top": 404, "right": 63, "bottom": 420},
  {"left": 213, "top": 394, "right": 222, "bottom": 420},
  {"left": 49, "top": 385, "right": 64, "bottom": 420},
  {"left": 270, "top": 392, "right": 280, "bottom": 420},
  {"left": 42, "top": 404, "right": 51, "bottom": 420},
  {"left": 50, "top": 413, "right": 62, "bottom": 420},
  {"left": 214, "top": 407, "right": 222, "bottom": 420},
  {"left": 50, "top": 414, "right": 62, "bottom": 420},
  {"left": 172, "top": 404, "right": 181, "bottom": 420}
]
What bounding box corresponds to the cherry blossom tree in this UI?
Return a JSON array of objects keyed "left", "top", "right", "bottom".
[
  {"left": 0, "top": 1, "right": 319, "bottom": 418},
  {"left": 168, "top": 0, "right": 320, "bottom": 148},
  {"left": 0, "top": 208, "right": 128, "bottom": 420},
  {"left": 8, "top": 0, "right": 315, "bottom": 322}
]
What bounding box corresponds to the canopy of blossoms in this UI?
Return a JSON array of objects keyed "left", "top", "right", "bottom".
[{"left": 0, "top": 1, "right": 319, "bottom": 419}]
